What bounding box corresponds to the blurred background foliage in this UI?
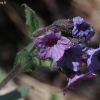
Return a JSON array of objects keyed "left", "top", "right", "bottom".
[{"left": 0, "top": 0, "right": 100, "bottom": 100}]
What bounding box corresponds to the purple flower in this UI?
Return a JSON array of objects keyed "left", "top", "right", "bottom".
[
  {"left": 83, "top": 47, "right": 100, "bottom": 75},
  {"left": 54, "top": 43, "right": 87, "bottom": 72},
  {"left": 34, "top": 27, "right": 71, "bottom": 61},
  {"left": 72, "top": 16, "right": 95, "bottom": 43},
  {"left": 63, "top": 71, "right": 93, "bottom": 95}
]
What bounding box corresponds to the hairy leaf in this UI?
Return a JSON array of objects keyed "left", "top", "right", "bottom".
[
  {"left": 23, "top": 4, "right": 39, "bottom": 39},
  {"left": 19, "top": 49, "right": 32, "bottom": 72},
  {"left": 24, "top": 43, "right": 34, "bottom": 52},
  {"left": 14, "top": 43, "right": 35, "bottom": 72}
]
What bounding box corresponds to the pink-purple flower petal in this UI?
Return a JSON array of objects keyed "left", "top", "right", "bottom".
[
  {"left": 85, "top": 47, "right": 100, "bottom": 75},
  {"left": 63, "top": 71, "right": 93, "bottom": 95},
  {"left": 34, "top": 27, "right": 71, "bottom": 61},
  {"left": 54, "top": 43, "right": 87, "bottom": 71}
]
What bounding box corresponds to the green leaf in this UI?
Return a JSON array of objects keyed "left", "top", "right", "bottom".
[
  {"left": 14, "top": 53, "right": 20, "bottom": 67},
  {"left": 14, "top": 48, "right": 40, "bottom": 72},
  {"left": 24, "top": 43, "right": 34, "bottom": 52},
  {"left": 14, "top": 49, "right": 32, "bottom": 72},
  {"left": 0, "top": 70, "right": 2, "bottom": 83},
  {"left": 0, "top": 86, "right": 31, "bottom": 100},
  {"left": 50, "top": 94, "right": 58, "bottom": 100},
  {"left": 20, "top": 49, "right": 31, "bottom": 71},
  {"left": 24, "top": 4, "right": 39, "bottom": 39},
  {"left": 14, "top": 43, "right": 35, "bottom": 72}
]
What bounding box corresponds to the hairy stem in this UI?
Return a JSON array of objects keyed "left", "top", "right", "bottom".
[{"left": 0, "top": 64, "right": 21, "bottom": 90}]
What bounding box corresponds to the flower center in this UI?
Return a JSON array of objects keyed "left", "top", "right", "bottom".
[{"left": 46, "top": 38, "right": 58, "bottom": 47}]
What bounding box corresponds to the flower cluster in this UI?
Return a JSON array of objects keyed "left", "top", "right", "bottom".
[{"left": 33, "top": 16, "right": 100, "bottom": 95}]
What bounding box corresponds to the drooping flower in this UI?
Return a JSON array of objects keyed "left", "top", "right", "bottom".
[
  {"left": 34, "top": 27, "right": 71, "bottom": 61},
  {"left": 72, "top": 16, "right": 95, "bottom": 43},
  {"left": 54, "top": 42, "right": 87, "bottom": 72},
  {"left": 63, "top": 71, "right": 93, "bottom": 95},
  {"left": 82, "top": 47, "right": 100, "bottom": 75}
]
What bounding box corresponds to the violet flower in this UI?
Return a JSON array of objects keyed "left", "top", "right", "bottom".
[
  {"left": 72, "top": 16, "right": 95, "bottom": 43},
  {"left": 63, "top": 71, "right": 93, "bottom": 95},
  {"left": 83, "top": 47, "right": 100, "bottom": 75},
  {"left": 34, "top": 27, "right": 71, "bottom": 61},
  {"left": 54, "top": 43, "right": 87, "bottom": 72}
]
